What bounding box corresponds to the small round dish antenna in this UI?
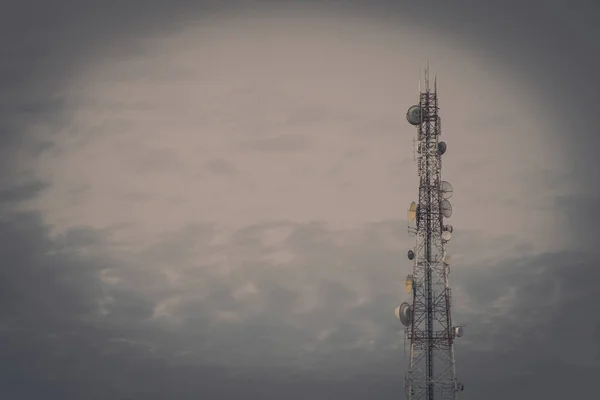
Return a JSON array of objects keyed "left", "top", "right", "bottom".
[
  {"left": 407, "top": 249, "right": 415, "bottom": 260},
  {"left": 398, "top": 302, "right": 412, "bottom": 326},
  {"left": 438, "top": 141, "right": 447, "bottom": 155},
  {"left": 441, "top": 230, "right": 452, "bottom": 242},
  {"left": 441, "top": 199, "right": 453, "bottom": 218},
  {"left": 406, "top": 105, "right": 421, "bottom": 126},
  {"left": 408, "top": 202, "right": 417, "bottom": 221},
  {"left": 443, "top": 224, "right": 453, "bottom": 233},
  {"left": 404, "top": 274, "right": 413, "bottom": 294},
  {"left": 440, "top": 181, "right": 453, "bottom": 199},
  {"left": 454, "top": 326, "right": 465, "bottom": 337},
  {"left": 443, "top": 253, "right": 452, "bottom": 264}
]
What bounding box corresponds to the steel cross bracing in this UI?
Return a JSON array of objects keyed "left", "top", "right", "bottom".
[{"left": 402, "top": 70, "right": 461, "bottom": 400}]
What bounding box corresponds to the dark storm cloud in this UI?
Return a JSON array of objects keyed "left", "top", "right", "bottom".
[
  {"left": 0, "top": 212, "right": 144, "bottom": 398},
  {"left": 555, "top": 194, "right": 600, "bottom": 252},
  {"left": 1, "top": 1, "right": 599, "bottom": 399},
  {"left": 1, "top": 212, "right": 598, "bottom": 399},
  {"left": 0, "top": 180, "right": 47, "bottom": 205},
  {"left": 455, "top": 251, "right": 600, "bottom": 400}
]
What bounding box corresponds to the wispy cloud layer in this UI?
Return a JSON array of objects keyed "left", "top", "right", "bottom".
[{"left": 1, "top": 1, "right": 599, "bottom": 399}]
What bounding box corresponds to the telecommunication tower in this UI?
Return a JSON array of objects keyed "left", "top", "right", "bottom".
[{"left": 395, "top": 65, "right": 464, "bottom": 400}]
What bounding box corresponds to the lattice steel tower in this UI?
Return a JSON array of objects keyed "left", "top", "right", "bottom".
[{"left": 395, "top": 66, "right": 464, "bottom": 400}]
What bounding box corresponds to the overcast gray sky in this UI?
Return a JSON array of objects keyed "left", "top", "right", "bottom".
[{"left": 1, "top": 1, "right": 599, "bottom": 399}]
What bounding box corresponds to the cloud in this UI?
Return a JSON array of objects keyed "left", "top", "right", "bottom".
[
  {"left": 1, "top": 203, "right": 599, "bottom": 399},
  {"left": 554, "top": 194, "right": 600, "bottom": 253},
  {"left": 11, "top": 9, "right": 571, "bottom": 261},
  {"left": 0, "top": 180, "right": 47, "bottom": 207},
  {"left": 237, "top": 134, "right": 312, "bottom": 152},
  {"left": 205, "top": 158, "right": 239, "bottom": 175},
  {"left": 1, "top": 1, "right": 600, "bottom": 399}
]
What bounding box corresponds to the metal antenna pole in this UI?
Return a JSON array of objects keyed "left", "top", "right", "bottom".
[{"left": 396, "top": 65, "right": 464, "bottom": 400}]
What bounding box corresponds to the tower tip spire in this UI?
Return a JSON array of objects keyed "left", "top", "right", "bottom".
[{"left": 424, "top": 60, "right": 430, "bottom": 91}]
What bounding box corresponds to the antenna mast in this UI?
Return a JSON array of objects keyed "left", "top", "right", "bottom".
[{"left": 396, "top": 65, "right": 464, "bottom": 400}]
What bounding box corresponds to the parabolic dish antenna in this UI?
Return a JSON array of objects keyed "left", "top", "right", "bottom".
[
  {"left": 440, "top": 181, "right": 453, "bottom": 199},
  {"left": 407, "top": 249, "right": 415, "bottom": 260},
  {"left": 406, "top": 105, "right": 421, "bottom": 126},
  {"left": 443, "top": 254, "right": 452, "bottom": 264},
  {"left": 454, "top": 326, "right": 465, "bottom": 337},
  {"left": 399, "top": 302, "right": 412, "bottom": 327},
  {"left": 405, "top": 274, "right": 414, "bottom": 294},
  {"left": 438, "top": 141, "right": 447, "bottom": 155},
  {"left": 408, "top": 201, "right": 417, "bottom": 221},
  {"left": 441, "top": 199, "right": 453, "bottom": 218},
  {"left": 443, "top": 224, "right": 453, "bottom": 233},
  {"left": 441, "top": 230, "right": 452, "bottom": 242}
]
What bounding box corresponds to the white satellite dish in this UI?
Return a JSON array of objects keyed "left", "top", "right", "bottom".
[
  {"left": 441, "top": 230, "right": 452, "bottom": 242},
  {"left": 441, "top": 199, "right": 453, "bottom": 218},
  {"left": 440, "top": 181, "right": 453, "bottom": 199}
]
